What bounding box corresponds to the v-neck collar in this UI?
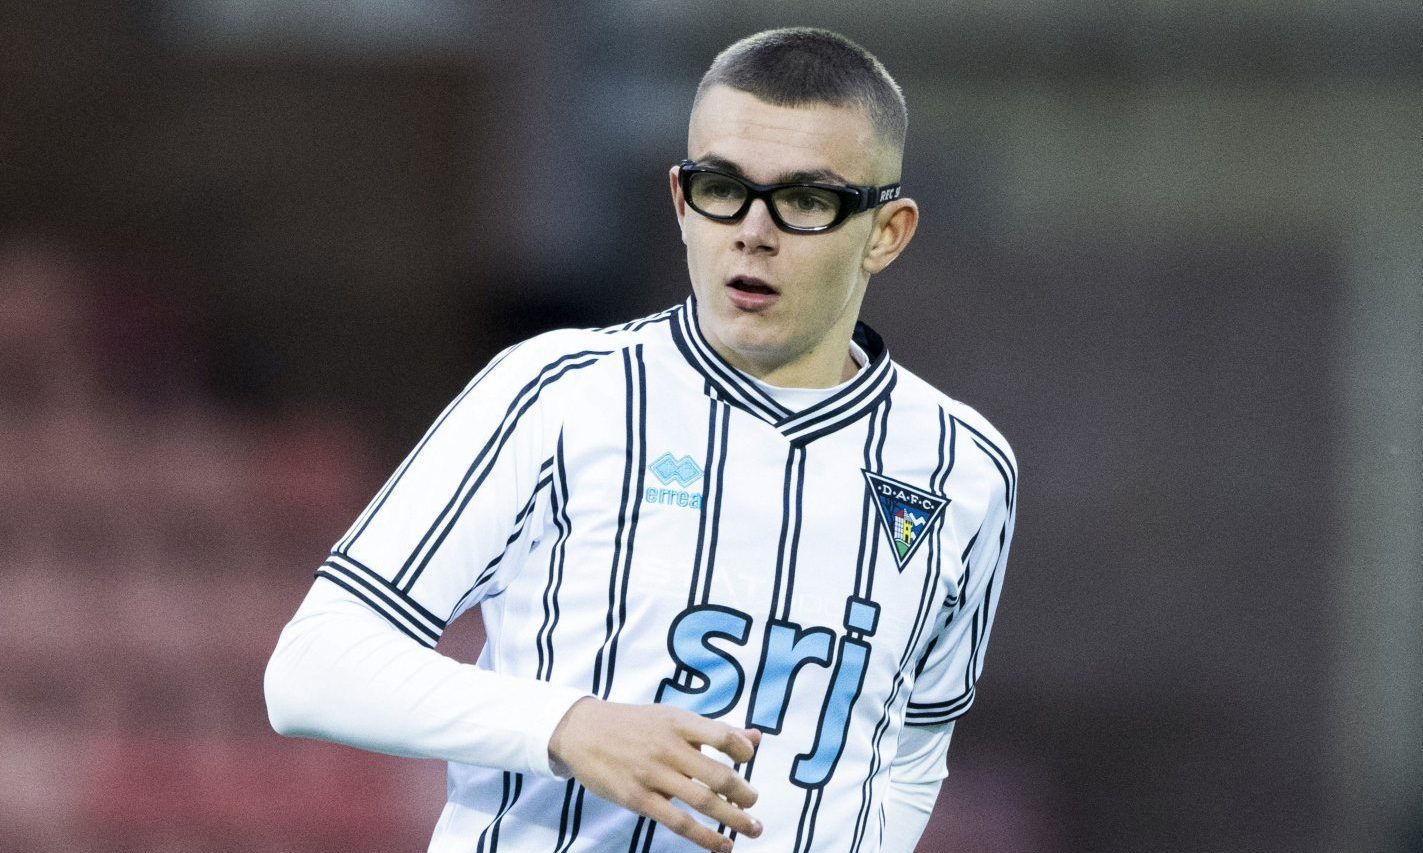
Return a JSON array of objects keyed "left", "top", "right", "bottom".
[{"left": 669, "top": 297, "right": 898, "bottom": 445}]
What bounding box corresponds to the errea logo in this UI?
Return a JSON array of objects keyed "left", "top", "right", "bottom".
[
  {"left": 650, "top": 453, "right": 703, "bottom": 487},
  {"left": 646, "top": 453, "right": 703, "bottom": 510}
]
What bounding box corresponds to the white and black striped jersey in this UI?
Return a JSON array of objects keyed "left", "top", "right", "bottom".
[{"left": 319, "top": 298, "right": 1017, "bottom": 853}]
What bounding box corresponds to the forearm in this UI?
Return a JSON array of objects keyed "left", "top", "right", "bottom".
[
  {"left": 264, "top": 579, "right": 588, "bottom": 777},
  {"left": 879, "top": 721, "right": 954, "bottom": 852},
  {"left": 880, "top": 775, "right": 941, "bottom": 852}
]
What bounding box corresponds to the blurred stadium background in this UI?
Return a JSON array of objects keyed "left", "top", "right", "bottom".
[{"left": 2, "top": 1, "right": 1420, "bottom": 851}]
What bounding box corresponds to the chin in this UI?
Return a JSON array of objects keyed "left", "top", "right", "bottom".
[
  {"left": 716, "top": 313, "right": 780, "bottom": 346},
  {"left": 726, "top": 333, "right": 793, "bottom": 368}
]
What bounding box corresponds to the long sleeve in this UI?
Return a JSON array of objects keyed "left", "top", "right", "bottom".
[
  {"left": 264, "top": 578, "right": 589, "bottom": 777},
  {"left": 905, "top": 422, "right": 1017, "bottom": 726},
  {"left": 265, "top": 333, "right": 611, "bottom": 776},
  {"left": 878, "top": 721, "right": 954, "bottom": 852}
]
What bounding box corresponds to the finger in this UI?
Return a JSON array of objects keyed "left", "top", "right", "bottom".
[
  {"left": 639, "top": 793, "right": 735, "bottom": 853},
  {"left": 668, "top": 775, "right": 763, "bottom": 838},
  {"left": 672, "top": 749, "right": 759, "bottom": 809},
  {"left": 681, "top": 717, "right": 758, "bottom": 764}
]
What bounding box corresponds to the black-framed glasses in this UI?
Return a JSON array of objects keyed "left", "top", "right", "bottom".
[{"left": 677, "top": 160, "right": 902, "bottom": 233}]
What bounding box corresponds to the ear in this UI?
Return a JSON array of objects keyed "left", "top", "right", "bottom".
[
  {"left": 861, "top": 198, "right": 918, "bottom": 275},
  {"left": 669, "top": 165, "right": 689, "bottom": 245}
]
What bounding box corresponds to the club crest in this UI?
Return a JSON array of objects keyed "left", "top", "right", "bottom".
[{"left": 862, "top": 471, "right": 948, "bottom": 570}]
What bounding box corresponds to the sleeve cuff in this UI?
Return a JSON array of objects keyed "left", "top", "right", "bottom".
[{"left": 509, "top": 682, "right": 593, "bottom": 778}]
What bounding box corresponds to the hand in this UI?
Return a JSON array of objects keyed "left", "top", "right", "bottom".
[{"left": 548, "top": 697, "right": 763, "bottom": 852}]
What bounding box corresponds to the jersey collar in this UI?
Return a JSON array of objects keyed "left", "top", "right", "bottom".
[{"left": 670, "top": 297, "right": 898, "bottom": 444}]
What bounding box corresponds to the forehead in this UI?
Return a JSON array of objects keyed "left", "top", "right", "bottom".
[{"left": 687, "top": 85, "right": 884, "bottom": 184}]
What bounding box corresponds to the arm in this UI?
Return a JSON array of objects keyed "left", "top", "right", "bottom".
[
  {"left": 903, "top": 425, "right": 1016, "bottom": 728},
  {"left": 265, "top": 580, "right": 762, "bottom": 851},
  {"left": 885, "top": 421, "right": 1016, "bottom": 849},
  {"left": 264, "top": 578, "right": 587, "bottom": 774},
  {"left": 263, "top": 337, "right": 583, "bottom": 767},
  {"left": 879, "top": 722, "right": 954, "bottom": 852}
]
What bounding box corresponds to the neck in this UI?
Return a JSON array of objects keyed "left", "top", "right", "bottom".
[{"left": 712, "top": 324, "right": 860, "bottom": 389}]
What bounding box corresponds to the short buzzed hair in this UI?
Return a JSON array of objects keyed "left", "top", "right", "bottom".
[{"left": 694, "top": 27, "right": 907, "bottom": 154}]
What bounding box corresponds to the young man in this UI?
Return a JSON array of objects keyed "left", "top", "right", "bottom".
[{"left": 265, "top": 27, "right": 1016, "bottom": 853}]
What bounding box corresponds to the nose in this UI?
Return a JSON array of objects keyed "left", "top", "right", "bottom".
[{"left": 734, "top": 198, "right": 779, "bottom": 255}]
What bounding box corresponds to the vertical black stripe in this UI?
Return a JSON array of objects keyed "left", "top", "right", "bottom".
[
  {"left": 778, "top": 447, "right": 808, "bottom": 622},
  {"left": 475, "top": 771, "right": 519, "bottom": 853},
  {"left": 550, "top": 779, "right": 590, "bottom": 853},
  {"left": 791, "top": 790, "right": 813, "bottom": 852},
  {"left": 963, "top": 604, "right": 982, "bottom": 695},
  {"left": 486, "top": 773, "right": 522, "bottom": 852},
  {"left": 589, "top": 350, "right": 638, "bottom": 695},
  {"left": 792, "top": 786, "right": 825, "bottom": 853},
  {"left": 678, "top": 400, "right": 729, "bottom": 690},
  {"left": 536, "top": 433, "right": 572, "bottom": 681},
  {"left": 957, "top": 526, "right": 980, "bottom": 604},
  {"left": 626, "top": 817, "right": 647, "bottom": 853},
  {"left": 701, "top": 406, "right": 732, "bottom": 605},
  {"left": 964, "top": 532, "right": 1003, "bottom": 688},
  {"left": 552, "top": 779, "right": 579, "bottom": 853},
  {"left": 945, "top": 413, "right": 958, "bottom": 495},
  {"left": 769, "top": 449, "right": 800, "bottom": 615},
  {"left": 852, "top": 402, "right": 884, "bottom": 594},
  {"left": 861, "top": 396, "right": 893, "bottom": 601},
  {"left": 686, "top": 399, "right": 725, "bottom": 609},
  {"left": 476, "top": 446, "right": 570, "bottom": 850},
  {"left": 627, "top": 814, "right": 661, "bottom": 852},
  {"left": 602, "top": 347, "right": 649, "bottom": 695},
  {"left": 804, "top": 786, "right": 825, "bottom": 851}
]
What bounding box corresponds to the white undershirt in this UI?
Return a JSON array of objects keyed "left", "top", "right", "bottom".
[{"left": 745, "top": 340, "right": 869, "bottom": 409}]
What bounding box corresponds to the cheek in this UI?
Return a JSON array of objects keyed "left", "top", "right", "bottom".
[
  {"left": 678, "top": 204, "right": 705, "bottom": 250},
  {"left": 683, "top": 231, "right": 728, "bottom": 299},
  {"left": 682, "top": 227, "right": 712, "bottom": 272},
  {"left": 798, "top": 240, "right": 865, "bottom": 297}
]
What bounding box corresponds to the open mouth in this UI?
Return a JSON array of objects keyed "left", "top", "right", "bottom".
[{"left": 727, "top": 276, "right": 777, "bottom": 295}]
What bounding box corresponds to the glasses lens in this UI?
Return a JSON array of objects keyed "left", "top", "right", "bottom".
[
  {"left": 771, "top": 186, "right": 842, "bottom": 229},
  {"left": 687, "top": 172, "right": 748, "bottom": 218}
]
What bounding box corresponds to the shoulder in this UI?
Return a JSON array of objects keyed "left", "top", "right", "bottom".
[
  {"left": 891, "top": 361, "right": 1019, "bottom": 495},
  {"left": 482, "top": 306, "right": 680, "bottom": 385}
]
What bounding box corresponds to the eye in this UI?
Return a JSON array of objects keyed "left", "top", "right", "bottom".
[
  {"left": 698, "top": 176, "right": 742, "bottom": 200},
  {"left": 779, "top": 187, "right": 836, "bottom": 213}
]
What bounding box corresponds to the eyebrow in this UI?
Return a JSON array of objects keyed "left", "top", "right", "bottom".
[{"left": 696, "top": 154, "right": 849, "bottom": 186}]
